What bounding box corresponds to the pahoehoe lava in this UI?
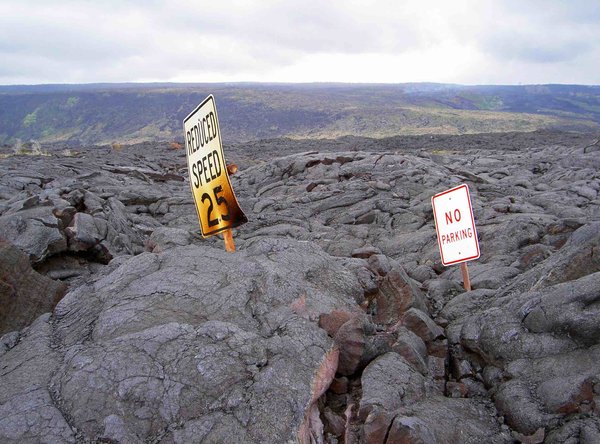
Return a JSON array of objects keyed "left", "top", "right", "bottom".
[{"left": 1, "top": 130, "right": 599, "bottom": 443}]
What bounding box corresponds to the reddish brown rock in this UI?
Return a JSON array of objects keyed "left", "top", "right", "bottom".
[
  {"left": 330, "top": 376, "right": 349, "bottom": 395},
  {"left": 556, "top": 377, "right": 595, "bottom": 414},
  {"left": 334, "top": 318, "right": 366, "bottom": 376},
  {"left": 518, "top": 244, "right": 552, "bottom": 270},
  {"left": 402, "top": 308, "right": 444, "bottom": 343},
  {"left": 427, "top": 338, "right": 448, "bottom": 358},
  {"left": 319, "top": 310, "right": 355, "bottom": 337},
  {"left": 322, "top": 407, "right": 346, "bottom": 437},
  {"left": 391, "top": 327, "right": 428, "bottom": 375},
  {"left": 374, "top": 266, "right": 427, "bottom": 325},
  {"left": 361, "top": 407, "right": 395, "bottom": 444},
  {"left": 298, "top": 347, "right": 340, "bottom": 444}
]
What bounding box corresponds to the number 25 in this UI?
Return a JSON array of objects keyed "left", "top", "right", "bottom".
[{"left": 201, "top": 185, "right": 231, "bottom": 227}]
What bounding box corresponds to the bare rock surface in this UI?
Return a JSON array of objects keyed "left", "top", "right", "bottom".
[
  {"left": 0, "top": 314, "right": 76, "bottom": 443},
  {"left": 1, "top": 130, "right": 600, "bottom": 442},
  {"left": 2, "top": 238, "right": 360, "bottom": 443},
  {"left": 0, "top": 240, "right": 67, "bottom": 334}
]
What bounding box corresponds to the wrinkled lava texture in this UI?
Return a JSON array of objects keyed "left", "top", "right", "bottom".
[{"left": 1, "top": 130, "right": 600, "bottom": 443}]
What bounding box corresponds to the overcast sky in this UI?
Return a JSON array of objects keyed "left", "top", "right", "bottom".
[{"left": 1, "top": 0, "right": 599, "bottom": 85}]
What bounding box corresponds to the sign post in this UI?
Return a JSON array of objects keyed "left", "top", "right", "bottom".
[
  {"left": 460, "top": 262, "right": 471, "bottom": 291},
  {"left": 183, "top": 95, "right": 247, "bottom": 251},
  {"left": 431, "top": 184, "right": 480, "bottom": 290}
]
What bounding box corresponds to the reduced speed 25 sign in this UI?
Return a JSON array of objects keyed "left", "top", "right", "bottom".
[
  {"left": 431, "top": 184, "right": 480, "bottom": 266},
  {"left": 183, "top": 95, "right": 247, "bottom": 237}
]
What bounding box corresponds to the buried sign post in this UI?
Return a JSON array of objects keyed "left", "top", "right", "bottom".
[
  {"left": 183, "top": 95, "right": 247, "bottom": 251},
  {"left": 431, "top": 184, "right": 480, "bottom": 290}
]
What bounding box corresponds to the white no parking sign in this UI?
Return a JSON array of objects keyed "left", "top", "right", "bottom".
[{"left": 431, "top": 184, "right": 480, "bottom": 267}]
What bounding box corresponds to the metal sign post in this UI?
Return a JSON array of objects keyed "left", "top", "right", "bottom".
[{"left": 432, "top": 184, "right": 480, "bottom": 290}]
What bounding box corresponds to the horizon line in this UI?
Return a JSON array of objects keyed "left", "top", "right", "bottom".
[{"left": 1, "top": 81, "right": 600, "bottom": 89}]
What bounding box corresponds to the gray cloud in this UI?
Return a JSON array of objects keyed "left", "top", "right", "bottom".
[
  {"left": 474, "top": 0, "right": 600, "bottom": 64},
  {"left": 484, "top": 30, "right": 593, "bottom": 64},
  {"left": 0, "top": 0, "right": 598, "bottom": 85},
  {"left": 502, "top": 0, "right": 600, "bottom": 25}
]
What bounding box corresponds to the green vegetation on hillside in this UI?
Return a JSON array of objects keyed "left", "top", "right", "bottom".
[{"left": 0, "top": 83, "right": 598, "bottom": 145}]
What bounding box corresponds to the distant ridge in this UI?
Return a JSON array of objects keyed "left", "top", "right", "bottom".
[{"left": 1, "top": 83, "right": 598, "bottom": 145}]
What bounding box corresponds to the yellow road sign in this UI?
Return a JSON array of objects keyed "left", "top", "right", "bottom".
[{"left": 183, "top": 95, "right": 247, "bottom": 237}]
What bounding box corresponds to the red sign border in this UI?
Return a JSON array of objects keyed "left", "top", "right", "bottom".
[{"left": 431, "top": 183, "right": 480, "bottom": 266}]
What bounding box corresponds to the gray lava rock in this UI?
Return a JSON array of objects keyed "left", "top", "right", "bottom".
[
  {"left": 146, "top": 226, "right": 193, "bottom": 252},
  {"left": 65, "top": 212, "right": 106, "bottom": 249},
  {"left": 359, "top": 353, "right": 509, "bottom": 443},
  {"left": 545, "top": 418, "right": 600, "bottom": 444},
  {"left": 1, "top": 238, "right": 362, "bottom": 443},
  {"left": 1, "top": 132, "right": 600, "bottom": 442},
  {"left": 447, "top": 269, "right": 600, "bottom": 436},
  {"left": 383, "top": 398, "right": 511, "bottom": 444},
  {"left": 0, "top": 314, "right": 75, "bottom": 443},
  {"left": 359, "top": 353, "right": 426, "bottom": 417},
  {"left": 0, "top": 240, "right": 67, "bottom": 335},
  {"left": 0, "top": 206, "right": 66, "bottom": 263}
]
